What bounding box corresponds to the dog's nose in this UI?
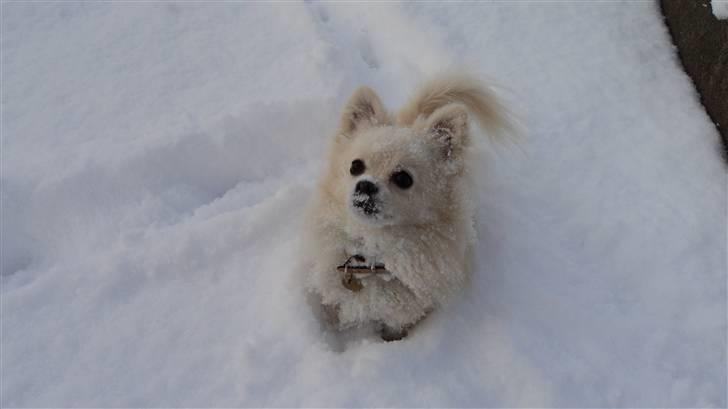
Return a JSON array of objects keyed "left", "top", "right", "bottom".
[{"left": 355, "top": 180, "right": 379, "bottom": 196}]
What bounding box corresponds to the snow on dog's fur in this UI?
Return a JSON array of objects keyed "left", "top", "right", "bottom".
[{"left": 304, "top": 73, "right": 513, "bottom": 340}]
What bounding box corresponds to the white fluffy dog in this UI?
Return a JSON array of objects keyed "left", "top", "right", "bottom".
[{"left": 304, "top": 73, "right": 512, "bottom": 341}]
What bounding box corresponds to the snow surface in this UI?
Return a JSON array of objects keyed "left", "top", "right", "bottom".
[
  {"left": 713, "top": 0, "right": 728, "bottom": 19},
  {"left": 1, "top": 2, "right": 726, "bottom": 407}
]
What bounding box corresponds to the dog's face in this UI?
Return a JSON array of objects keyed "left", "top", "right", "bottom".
[{"left": 323, "top": 87, "right": 470, "bottom": 227}]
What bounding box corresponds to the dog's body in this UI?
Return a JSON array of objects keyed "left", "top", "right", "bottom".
[{"left": 304, "top": 74, "right": 512, "bottom": 339}]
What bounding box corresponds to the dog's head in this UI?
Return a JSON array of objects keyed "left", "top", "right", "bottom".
[{"left": 325, "top": 86, "right": 471, "bottom": 226}]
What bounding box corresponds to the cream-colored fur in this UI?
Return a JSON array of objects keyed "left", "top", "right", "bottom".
[{"left": 304, "top": 73, "right": 512, "bottom": 337}]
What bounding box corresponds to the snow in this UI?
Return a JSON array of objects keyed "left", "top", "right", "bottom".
[
  {"left": 1, "top": 2, "right": 726, "bottom": 407},
  {"left": 713, "top": 0, "right": 728, "bottom": 19}
]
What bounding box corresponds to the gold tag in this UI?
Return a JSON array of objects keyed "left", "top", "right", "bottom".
[{"left": 342, "top": 271, "right": 363, "bottom": 292}]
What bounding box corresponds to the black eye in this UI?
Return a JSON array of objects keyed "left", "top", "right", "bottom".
[
  {"left": 350, "top": 159, "right": 365, "bottom": 176},
  {"left": 390, "top": 170, "right": 413, "bottom": 189}
]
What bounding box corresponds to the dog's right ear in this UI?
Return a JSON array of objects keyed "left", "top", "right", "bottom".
[{"left": 339, "top": 86, "right": 387, "bottom": 135}]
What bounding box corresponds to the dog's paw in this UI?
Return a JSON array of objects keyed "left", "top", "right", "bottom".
[{"left": 378, "top": 325, "right": 408, "bottom": 342}]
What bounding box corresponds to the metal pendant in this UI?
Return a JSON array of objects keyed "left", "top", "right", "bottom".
[
  {"left": 342, "top": 270, "right": 364, "bottom": 292},
  {"left": 336, "top": 254, "right": 389, "bottom": 292}
]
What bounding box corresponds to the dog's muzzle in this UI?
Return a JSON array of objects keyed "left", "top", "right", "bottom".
[
  {"left": 352, "top": 198, "right": 378, "bottom": 215},
  {"left": 352, "top": 180, "right": 379, "bottom": 216}
]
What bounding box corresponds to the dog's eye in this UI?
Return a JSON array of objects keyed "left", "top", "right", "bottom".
[
  {"left": 350, "top": 159, "right": 366, "bottom": 176},
  {"left": 390, "top": 170, "right": 413, "bottom": 189}
]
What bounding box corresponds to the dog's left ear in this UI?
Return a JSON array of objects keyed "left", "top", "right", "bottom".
[
  {"left": 339, "top": 86, "right": 387, "bottom": 135},
  {"left": 425, "top": 103, "right": 469, "bottom": 160}
]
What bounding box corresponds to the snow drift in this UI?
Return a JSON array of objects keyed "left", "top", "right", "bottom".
[{"left": 713, "top": 0, "right": 728, "bottom": 19}]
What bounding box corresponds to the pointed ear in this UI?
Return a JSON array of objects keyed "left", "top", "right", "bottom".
[
  {"left": 339, "top": 86, "right": 387, "bottom": 134},
  {"left": 425, "top": 103, "right": 469, "bottom": 159}
]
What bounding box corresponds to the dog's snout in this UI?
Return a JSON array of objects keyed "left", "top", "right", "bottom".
[{"left": 355, "top": 180, "right": 379, "bottom": 196}]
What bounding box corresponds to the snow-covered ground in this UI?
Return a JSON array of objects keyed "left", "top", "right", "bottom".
[
  {"left": 713, "top": 0, "right": 728, "bottom": 19},
  {"left": 2, "top": 2, "right": 726, "bottom": 407}
]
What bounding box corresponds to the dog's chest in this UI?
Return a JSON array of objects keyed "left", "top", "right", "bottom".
[{"left": 342, "top": 233, "right": 385, "bottom": 262}]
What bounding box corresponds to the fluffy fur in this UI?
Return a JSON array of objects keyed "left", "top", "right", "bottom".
[{"left": 304, "top": 73, "right": 512, "bottom": 339}]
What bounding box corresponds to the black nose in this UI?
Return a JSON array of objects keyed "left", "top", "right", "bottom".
[{"left": 355, "top": 180, "right": 379, "bottom": 196}]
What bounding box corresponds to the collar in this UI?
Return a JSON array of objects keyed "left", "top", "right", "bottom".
[{"left": 336, "top": 254, "right": 390, "bottom": 292}]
